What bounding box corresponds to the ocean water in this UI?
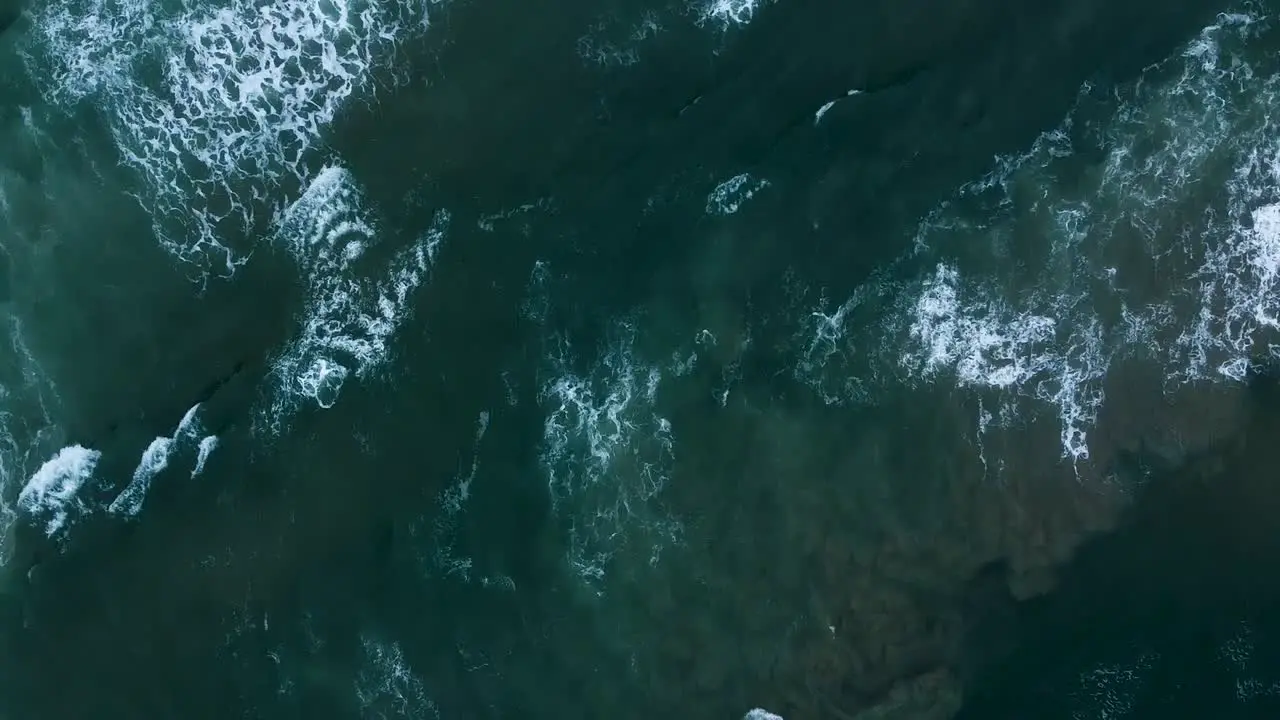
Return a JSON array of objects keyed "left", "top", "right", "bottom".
[{"left": 4, "top": 0, "right": 1280, "bottom": 717}]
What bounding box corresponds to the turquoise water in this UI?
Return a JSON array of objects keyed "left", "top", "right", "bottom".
[{"left": 3, "top": 0, "right": 1280, "bottom": 718}]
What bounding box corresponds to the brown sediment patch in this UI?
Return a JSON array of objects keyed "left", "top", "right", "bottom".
[
  {"left": 953, "top": 363, "right": 1280, "bottom": 718},
  {"left": 592, "top": 339, "right": 1256, "bottom": 720}
]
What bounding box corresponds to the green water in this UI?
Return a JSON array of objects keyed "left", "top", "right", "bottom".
[{"left": 3, "top": 0, "right": 1276, "bottom": 718}]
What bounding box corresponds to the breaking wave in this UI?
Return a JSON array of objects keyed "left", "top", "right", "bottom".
[
  {"left": 258, "top": 165, "right": 448, "bottom": 435},
  {"left": 107, "top": 402, "right": 216, "bottom": 518},
  {"left": 15, "top": 401, "right": 218, "bottom": 543},
  {"left": 16, "top": 445, "right": 98, "bottom": 540}
]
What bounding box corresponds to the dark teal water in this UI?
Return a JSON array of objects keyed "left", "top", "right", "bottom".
[
  {"left": 4, "top": 0, "right": 1280, "bottom": 718},
  {"left": 958, "top": 374, "right": 1280, "bottom": 720}
]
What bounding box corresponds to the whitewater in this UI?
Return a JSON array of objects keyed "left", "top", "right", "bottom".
[{"left": 6, "top": 0, "right": 1280, "bottom": 718}]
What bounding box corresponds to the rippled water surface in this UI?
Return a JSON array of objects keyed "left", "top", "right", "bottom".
[{"left": 3, "top": 0, "right": 1280, "bottom": 718}]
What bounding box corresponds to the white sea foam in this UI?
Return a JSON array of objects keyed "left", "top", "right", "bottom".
[
  {"left": 1216, "top": 622, "right": 1280, "bottom": 701},
  {"left": 260, "top": 165, "right": 448, "bottom": 435},
  {"left": 354, "top": 636, "right": 439, "bottom": 719},
  {"left": 14, "top": 401, "right": 214, "bottom": 533},
  {"left": 538, "top": 318, "right": 682, "bottom": 591},
  {"left": 107, "top": 436, "right": 174, "bottom": 517},
  {"left": 476, "top": 198, "right": 555, "bottom": 234},
  {"left": 797, "top": 9, "right": 1280, "bottom": 467},
  {"left": 174, "top": 402, "right": 202, "bottom": 440},
  {"left": 523, "top": 267, "right": 744, "bottom": 590},
  {"left": 901, "top": 265, "right": 1057, "bottom": 389},
  {"left": 1070, "top": 654, "right": 1156, "bottom": 720},
  {"left": 576, "top": 11, "right": 663, "bottom": 69},
  {"left": 814, "top": 89, "right": 862, "bottom": 125},
  {"left": 23, "top": 0, "right": 437, "bottom": 275},
  {"left": 191, "top": 435, "right": 219, "bottom": 478},
  {"left": 696, "top": 0, "right": 772, "bottom": 28},
  {"left": 706, "top": 173, "right": 770, "bottom": 215},
  {"left": 16, "top": 445, "right": 100, "bottom": 538},
  {"left": 109, "top": 402, "right": 207, "bottom": 517}
]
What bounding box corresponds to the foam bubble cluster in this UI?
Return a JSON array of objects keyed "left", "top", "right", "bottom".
[
  {"left": 354, "top": 637, "right": 439, "bottom": 719},
  {"left": 795, "top": 9, "right": 1280, "bottom": 466},
  {"left": 1069, "top": 654, "right": 1157, "bottom": 720},
  {"left": 705, "top": 173, "right": 770, "bottom": 216},
  {"left": 23, "top": 0, "right": 435, "bottom": 275},
  {"left": 14, "top": 404, "right": 215, "bottom": 540},
  {"left": 1216, "top": 623, "right": 1280, "bottom": 702},
  {"left": 899, "top": 265, "right": 1109, "bottom": 462},
  {"left": 538, "top": 320, "right": 683, "bottom": 591},
  {"left": 902, "top": 265, "right": 1057, "bottom": 389},
  {"left": 16, "top": 445, "right": 100, "bottom": 539},
  {"left": 576, "top": 11, "right": 663, "bottom": 69},
  {"left": 261, "top": 166, "right": 447, "bottom": 434},
  {"left": 696, "top": 0, "right": 771, "bottom": 28},
  {"left": 108, "top": 402, "right": 218, "bottom": 518}
]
